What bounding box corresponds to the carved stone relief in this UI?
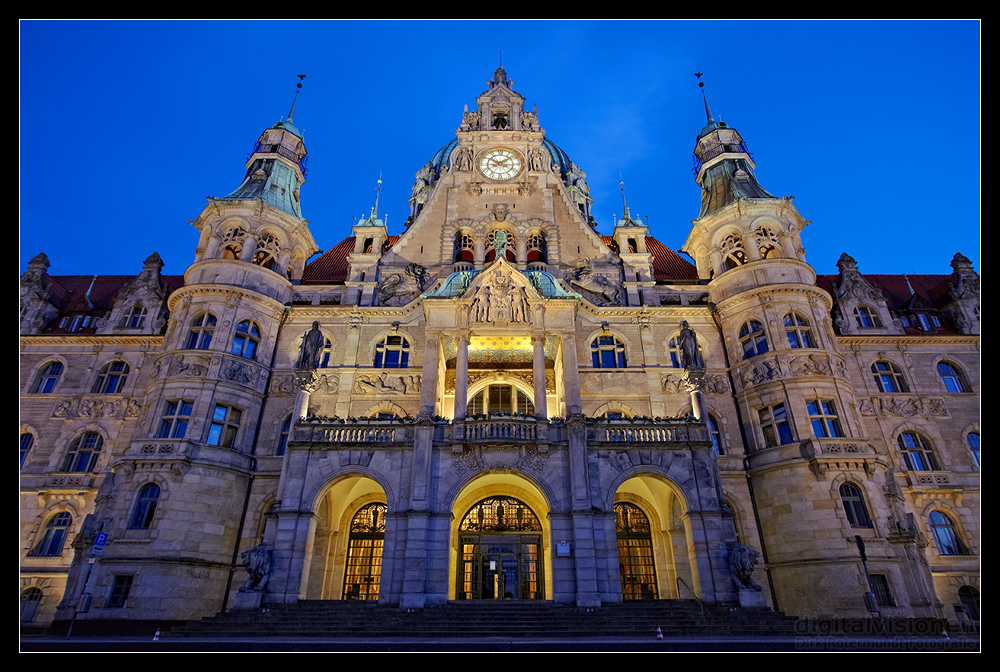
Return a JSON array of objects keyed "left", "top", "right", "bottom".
[{"left": 354, "top": 373, "right": 421, "bottom": 395}]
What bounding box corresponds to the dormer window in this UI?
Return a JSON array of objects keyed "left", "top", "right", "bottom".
[{"left": 854, "top": 306, "right": 882, "bottom": 328}]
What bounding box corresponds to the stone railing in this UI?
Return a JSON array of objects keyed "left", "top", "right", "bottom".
[
  {"left": 293, "top": 422, "right": 414, "bottom": 445},
  {"left": 588, "top": 421, "right": 708, "bottom": 446},
  {"left": 462, "top": 417, "right": 538, "bottom": 443}
]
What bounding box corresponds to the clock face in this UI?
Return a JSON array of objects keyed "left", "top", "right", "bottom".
[{"left": 479, "top": 148, "right": 523, "bottom": 181}]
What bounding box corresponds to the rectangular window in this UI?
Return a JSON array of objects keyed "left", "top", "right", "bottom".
[
  {"left": 868, "top": 574, "right": 894, "bottom": 607},
  {"left": 157, "top": 400, "right": 193, "bottom": 439},
  {"left": 207, "top": 404, "right": 242, "bottom": 448},
  {"left": 108, "top": 575, "right": 133, "bottom": 608},
  {"left": 807, "top": 400, "right": 844, "bottom": 438},
  {"left": 758, "top": 403, "right": 793, "bottom": 448},
  {"left": 917, "top": 314, "right": 932, "bottom": 331}
]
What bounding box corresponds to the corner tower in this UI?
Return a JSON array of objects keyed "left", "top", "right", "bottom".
[{"left": 682, "top": 90, "right": 938, "bottom": 619}]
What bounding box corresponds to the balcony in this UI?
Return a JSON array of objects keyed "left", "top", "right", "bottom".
[
  {"left": 294, "top": 421, "right": 415, "bottom": 446},
  {"left": 587, "top": 421, "right": 709, "bottom": 446},
  {"left": 460, "top": 417, "right": 538, "bottom": 443}
]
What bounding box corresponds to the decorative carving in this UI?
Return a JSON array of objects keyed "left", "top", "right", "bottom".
[
  {"left": 354, "top": 373, "right": 421, "bottom": 395},
  {"left": 677, "top": 321, "right": 701, "bottom": 370},
  {"left": 729, "top": 543, "right": 763, "bottom": 592},
  {"left": 378, "top": 263, "right": 429, "bottom": 307},
  {"left": 569, "top": 259, "right": 622, "bottom": 306},
  {"left": 221, "top": 359, "right": 256, "bottom": 387},
  {"left": 239, "top": 543, "right": 274, "bottom": 593},
  {"left": 173, "top": 355, "right": 208, "bottom": 377},
  {"left": 516, "top": 446, "right": 547, "bottom": 475},
  {"left": 741, "top": 358, "right": 781, "bottom": 387},
  {"left": 789, "top": 353, "right": 832, "bottom": 377},
  {"left": 469, "top": 265, "right": 531, "bottom": 324},
  {"left": 453, "top": 447, "right": 484, "bottom": 474}
]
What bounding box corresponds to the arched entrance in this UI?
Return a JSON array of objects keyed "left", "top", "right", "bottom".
[
  {"left": 615, "top": 502, "right": 658, "bottom": 600},
  {"left": 614, "top": 474, "right": 700, "bottom": 600},
  {"left": 456, "top": 496, "right": 543, "bottom": 600},
  {"left": 342, "top": 503, "right": 387, "bottom": 600},
  {"left": 303, "top": 474, "right": 389, "bottom": 601}
]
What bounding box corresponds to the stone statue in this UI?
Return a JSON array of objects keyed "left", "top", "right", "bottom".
[
  {"left": 729, "top": 543, "right": 763, "bottom": 592},
  {"left": 298, "top": 321, "right": 324, "bottom": 369},
  {"left": 677, "top": 321, "right": 700, "bottom": 369},
  {"left": 239, "top": 543, "right": 274, "bottom": 593}
]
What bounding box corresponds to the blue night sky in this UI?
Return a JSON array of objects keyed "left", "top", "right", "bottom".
[{"left": 20, "top": 20, "right": 980, "bottom": 280}]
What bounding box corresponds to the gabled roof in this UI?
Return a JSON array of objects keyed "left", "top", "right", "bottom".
[
  {"left": 302, "top": 236, "right": 400, "bottom": 284},
  {"left": 600, "top": 235, "right": 699, "bottom": 282},
  {"left": 41, "top": 274, "right": 185, "bottom": 313},
  {"left": 815, "top": 273, "right": 958, "bottom": 312}
]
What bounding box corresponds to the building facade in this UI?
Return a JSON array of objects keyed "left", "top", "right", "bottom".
[{"left": 20, "top": 67, "right": 980, "bottom": 628}]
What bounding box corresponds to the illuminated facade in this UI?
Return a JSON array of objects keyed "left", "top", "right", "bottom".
[{"left": 20, "top": 67, "right": 980, "bottom": 628}]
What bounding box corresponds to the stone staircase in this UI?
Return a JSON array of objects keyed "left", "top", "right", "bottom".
[{"left": 166, "top": 599, "right": 803, "bottom": 639}]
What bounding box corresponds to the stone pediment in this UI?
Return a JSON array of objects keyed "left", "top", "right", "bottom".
[{"left": 463, "top": 257, "right": 537, "bottom": 325}]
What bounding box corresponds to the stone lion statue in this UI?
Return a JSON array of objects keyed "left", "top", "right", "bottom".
[
  {"left": 239, "top": 543, "right": 273, "bottom": 593},
  {"left": 729, "top": 543, "right": 763, "bottom": 592}
]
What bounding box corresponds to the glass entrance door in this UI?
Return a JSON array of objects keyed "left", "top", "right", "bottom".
[{"left": 456, "top": 496, "right": 544, "bottom": 600}]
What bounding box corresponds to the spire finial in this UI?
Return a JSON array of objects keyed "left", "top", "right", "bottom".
[
  {"left": 371, "top": 172, "right": 383, "bottom": 218},
  {"left": 619, "top": 173, "right": 629, "bottom": 219},
  {"left": 287, "top": 74, "right": 306, "bottom": 126}
]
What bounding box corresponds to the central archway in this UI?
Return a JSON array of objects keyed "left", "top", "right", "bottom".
[
  {"left": 449, "top": 472, "right": 552, "bottom": 600},
  {"left": 456, "top": 496, "right": 543, "bottom": 600}
]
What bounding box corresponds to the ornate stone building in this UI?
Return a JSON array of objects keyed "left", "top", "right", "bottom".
[{"left": 20, "top": 67, "right": 980, "bottom": 629}]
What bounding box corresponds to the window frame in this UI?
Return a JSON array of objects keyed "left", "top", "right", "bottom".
[
  {"left": 185, "top": 312, "right": 217, "bottom": 350},
  {"left": 156, "top": 400, "right": 193, "bottom": 439},
  {"left": 20, "top": 432, "right": 34, "bottom": 468},
  {"left": 374, "top": 335, "right": 410, "bottom": 368},
  {"left": 967, "top": 432, "right": 980, "bottom": 467},
  {"left": 897, "top": 431, "right": 939, "bottom": 471},
  {"left": 63, "top": 432, "right": 103, "bottom": 472},
  {"left": 854, "top": 306, "right": 882, "bottom": 328},
  {"left": 872, "top": 361, "right": 909, "bottom": 393},
  {"left": 807, "top": 400, "right": 844, "bottom": 438},
  {"left": 29, "top": 512, "right": 72, "bottom": 557},
  {"left": 276, "top": 415, "right": 292, "bottom": 456},
  {"left": 839, "top": 482, "right": 873, "bottom": 528},
  {"left": 591, "top": 334, "right": 627, "bottom": 369},
  {"left": 128, "top": 483, "right": 161, "bottom": 530},
  {"left": 92, "top": 360, "right": 130, "bottom": 394},
  {"left": 783, "top": 312, "right": 816, "bottom": 349},
  {"left": 206, "top": 404, "right": 242, "bottom": 449},
  {"left": 739, "top": 320, "right": 769, "bottom": 360},
  {"left": 937, "top": 362, "right": 968, "bottom": 394},
  {"left": 928, "top": 511, "right": 970, "bottom": 556},
  {"left": 119, "top": 304, "right": 147, "bottom": 329},
  {"left": 758, "top": 402, "right": 793, "bottom": 448},
  {"left": 230, "top": 319, "right": 262, "bottom": 360},
  {"left": 108, "top": 575, "right": 134, "bottom": 608},
  {"left": 32, "top": 361, "right": 64, "bottom": 394}
]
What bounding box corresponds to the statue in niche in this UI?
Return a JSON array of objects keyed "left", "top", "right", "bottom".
[
  {"left": 298, "top": 321, "right": 324, "bottom": 369},
  {"left": 677, "top": 321, "right": 701, "bottom": 370}
]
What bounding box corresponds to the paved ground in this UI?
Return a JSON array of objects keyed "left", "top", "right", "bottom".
[{"left": 20, "top": 634, "right": 981, "bottom": 652}]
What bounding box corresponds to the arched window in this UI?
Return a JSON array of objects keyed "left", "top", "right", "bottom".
[
  {"left": 872, "top": 361, "right": 909, "bottom": 393},
  {"left": 230, "top": 320, "right": 261, "bottom": 360},
  {"left": 839, "top": 483, "right": 872, "bottom": 528},
  {"left": 129, "top": 483, "right": 161, "bottom": 529},
  {"left": 739, "top": 320, "right": 769, "bottom": 359},
  {"left": 221, "top": 225, "right": 246, "bottom": 259},
  {"left": 929, "top": 511, "right": 969, "bottom": 555},
  {"left": 708, "top": 415, "right": 723, "bottom": 455},
  {"left": 967, "top": 432, "right": 980, "bottom": 467},
  {"left": 526, "top": 233, "right": 547, "bottom": 263},
  {"left": 276, "top": 415, "right": 292, "bottom": 456},
  {"left": 854, "top": 306, "right": 883, "bottom": 328},
  {"left": 343, "top": 503, "right": 387, "bottom": 601},
  {"left": 253, "top": 233, "right": 281, "bottom": 270},
  {"left": 30, "top": 512, "right": 71, "bottom": 557},
  {"left": 615, "top": 502, "right": 658, "bottom": 600},
  {"left": 897, "top": 432, "right": 938, "bottom": 471},
  {"left": 937, "top": 362, "right": 968, "bottom": 393},
  {"left": 755, "top": 226, "right": 781, "bottom": 259},
  {"left": 20, "top": 587, "right": 42, "bottom": 622},
  {"left": 959, "top": 586, "right": 980, "bottom": 621},
  {"left": 468, "top": 384, "right": 534, "bottom": 416},
  {"left": 119, "top": 304, "right": 147, "bottom": 329},
  {"left": 484, "top": 230, "right": 516, "bottom": 262},
  {"left": 185, "top": 313, "right": 216, "bottom": 350},
  {"left": 783, "top": 313, "right": 816, "bottom": 349},
  {"left": 591, "top": 335, "right": 627, "bottom": 368},
  {"left": 720, "top": 233, "right": 746, "bottom": 270},
  {"left": 374, "top": 335, "right": 409, "bottom": 368},
  {"left": 92, "top": 361, "right": 129, "bottom": 394},
  {"left": 63, "top": 433, "right": 103, "bottom": 472},
  {"left": 32, "top": 361, "right": 63, "bottom": 393},
  {"left": 454, "top": 233, "right": 475, "bottom": 263},
  {"left": 20, "top": 432, "right": 34, "bottom": 468}
]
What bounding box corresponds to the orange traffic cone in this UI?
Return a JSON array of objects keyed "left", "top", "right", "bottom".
[
  {"left": 153, "top": 627, "right": 160, "bottom": 641},
  {"left": 942, "top": 629, "right": 950, "bottom": 639},
  {"left": 656, "top": 625, "right": 663, "bottom": 641}
]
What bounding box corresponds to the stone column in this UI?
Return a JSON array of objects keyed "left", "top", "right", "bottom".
[
  {"left": 561, "top": 333, "right": 582, "bottom": 415},
  {"left": 453, "top": 334, "right": 469, "bottom": 419},
  {"left": 292, "top": 369, "right": 318, "bottom": 420},
  {"left": 532, "top": 334, "right": 547, "bottom": 420},
  {"left": 419, "top": 334, "right": 440, "bottom": 416}
]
